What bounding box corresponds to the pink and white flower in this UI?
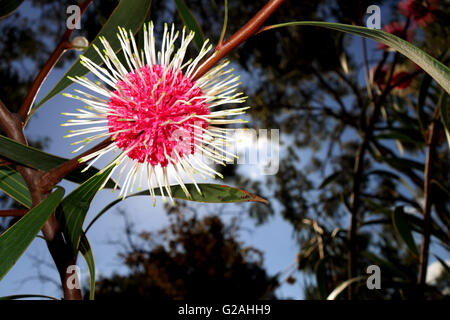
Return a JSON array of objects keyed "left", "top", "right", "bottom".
[{"left": 62, "top": 23, "right": 248, "bottom": 204}]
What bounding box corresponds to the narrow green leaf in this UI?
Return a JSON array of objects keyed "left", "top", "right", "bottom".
[
  {"left": 262, "top": 22, "right": 450, "bottom": 93},
  {"left": 361, "top": 218, "right": 391, "bottom": 227},
  {"left": 319, "top": 171, "right": 341, "bottom": 188},
  {"left": 430, "top": 179, "right": 450, "bottom": 197},
  {"left": 315, "top": 258, "right": 327, "bottom": 300},
  {"left": 79, "top": 232, "right": 96, "bottom": 300},
  {"left": 0, "top": 134, "right": 115, "bottom": 188},
  {"left": 362, "top": 205, "right": 450, "bottom": 247},
  {"left": 374, "top": 154, "right": 425, "bottom": 171},
  {"left": 174, "top": 0, "right": 204, "bottom": 49},
  {"left": 0, "top": 294, "right": 58, "bottom": 300},
  {"left": 0, "top": 166, "right": 32, "bottom": 208},
  {"left": 376, "top": 130, "right": 425, "bottom": 148},
  {"left": 0, "top": 187, "right": 65, "bottom": 280},
  {"left": 417, "top": 50, "right": 448, "bottom": 136},
  {"left": 60, "top": 167, "right": 114, "bottom": 255},
  {"left": 416, "top": 74, "right": 432, "bottom": 135},
  {"left": 392, "top": 206, "right": 419, "bottom": 256},
  {"left": 326, "top": 276, "right": 365, "bottom": 300},
  {"left": 31, "top": 0, "right": 152, "bottom": 112},
  {"left": 366, "top": 169, "right": 400, "bottom": 181},
  {"left": 0, "top": 0, "right": 24, "bottom": 19},
  {"left": 433, "top": 255, "right": 450, "bottom": 275},
  {"left": 438, "top": 92, "right": 450, "bottom": 149},
  {"left": 407, "top": 214, "right": 450, "bottom": 247},
  {"left": 86, "top": 184, "right": 268, "bottom": 232},
  {"left": 362, "top": 251, "right": 409, "bottom": 279}
]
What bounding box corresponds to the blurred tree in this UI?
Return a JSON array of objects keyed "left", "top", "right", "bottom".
[
  {"left": 157, "top": 0, "right": 450, "bottom": 299},
  {"left": 93, "top": 209, "right": 278, "bottom": 299},
  {"left": 1, "top": 0, "right": 449, "bottom": 299}
]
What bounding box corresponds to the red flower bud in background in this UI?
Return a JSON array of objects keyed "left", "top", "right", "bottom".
[
  {"left": 371, "top": 66, "right": 413, "bottom": 90},
  {"left": 399, "top": 0, "right": 439, "bottom": 26},
  {"left": 391, "top": 71, "right": 413, "bottom": 89}
]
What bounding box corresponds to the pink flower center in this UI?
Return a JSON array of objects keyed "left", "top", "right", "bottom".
[{"left": 107, "top": 65, "right": 210, "bottom": 167}]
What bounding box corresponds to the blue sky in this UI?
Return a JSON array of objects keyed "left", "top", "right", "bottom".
[{"left": 1, "top": 1, "right": 448, "bottom": 300}]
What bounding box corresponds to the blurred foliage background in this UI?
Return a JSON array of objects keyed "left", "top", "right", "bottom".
[{"left": 0, "top": 0, "right": 449, "bottom": 299}]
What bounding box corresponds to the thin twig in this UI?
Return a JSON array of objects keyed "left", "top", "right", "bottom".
[
  {"left": 0, "top": 99, "right": 82, "bottom": 300},
  {"left": 41, "top": 137, "right": 112, "bottom": 191},
  {"left": 193, "top": 0, "right": 285, "bottom": 80},
  {"left": 417, "top": 93, "right": 443, "bottom": 290},
  {"left": 18, "top": 0, "right": 93, "bottom": 123},
  {"left": 0, "top": 209, "right": 28, "bottom": 217},
  {"left": 312, "top": 66, "right": 348, "bottom": 114}
]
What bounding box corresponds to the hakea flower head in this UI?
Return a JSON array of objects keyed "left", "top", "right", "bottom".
[
  {"left": 399, "top": 0, "right": 439, "bottom": 26},
  {"left": 377, "top": 21, "right": 414, "bottom": 50},
  {"left": 62, "top": 22, "right": 248, "bottom": 204}
]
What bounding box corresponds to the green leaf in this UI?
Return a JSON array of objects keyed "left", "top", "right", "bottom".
[
  {"left": 326, "top": 276, "right": 365, "bottom": 300},
  {"left": 315, "top": 258, "right": 327, "bottom": 300},
  {"left": 86, "top": 184, "right": 268, "bottom": 232},
  {"left": 31, "top": 0, "right": 152, "bottom": 113},
  {"left": 174, "top": 0, "right": 204, "bottom": 49},
  {"left": 392, "top": 206, "right": 419, "bottom": 256},
  {"left": 60, "top": 166, "right": 114, "bottom": 255},
  {"left": 0, "top": 0, "right": 24, "bottom": 19},
  {"left": 431, "top": 179, "right": 450, "bottom": 197},
  {"left": 79, "top": 233, "right": 96, "bottom": 300},
  {"left": 416, "top": 74, "right": 432, "bottom": 135},
  {"left": 0, "top": 187, "right": 65, "bottom": 280},
  {"left": 0, "top": 294, "right": 58, "bottom": 300},
  {"left": 407, "top": 214, "right": 450, "bottom": 247},
  {"left": 262, "top": 22, "right": 450, "bottom": 93},
  {"left": 366, "top": 169, "right": 400, "bottom": 181},
  {"left": 415, "top": 50, "right": 448, "bottom": 137},
  {"left": 438, "top": 92, "right": 450, "bottom": 149},
  {"left": 0, "top": 166, "right": 32, "bottom": 208},
  {"left": 362, "top": 251, "right": 409, "bottom": 279},
  {"left": 433, "top": 255, "right": 450, "bottom": 275},
  {"left": 374, "top": 154, "right": 425, "bottom": 171},
  {"left": 318, "top": 171, "right": 341, "bottom": 189},
  {"left": 366, "top": 206, "right": 450, "bottom": 247},
  {"left": 0, "top": 134, "right": 115, "bottom": 188},
  {"left": 376, "top": 130, "right": 425, "bottom": 148}
]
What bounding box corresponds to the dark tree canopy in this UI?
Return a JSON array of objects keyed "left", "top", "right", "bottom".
[
  {"left": 0, "top": 0, "right": 449, "bottom": 300},
  {"left": 93, "top": 212, "right": 277, "bottom": 300}
]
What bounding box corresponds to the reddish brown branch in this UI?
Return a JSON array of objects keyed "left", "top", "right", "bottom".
[
  {"left": 0, "top": 159, "right": 13, "bottom": 167},
  {"left": 41, "top": 137, "right": 112, "bottom": 191},
  {"left": 193, "top": 0, "right": 285, "bottom": 80},
  {"left": 0, "top": 209, "right": 28, "bottom": 217},
  {"left": 1, "top": 99, "right": 82, "bottom": 300},
  {"left": 417, "top": 95, "right": 443, "bottom": 290},
  {"left": 0, "top": 1, "right": 95, "bottom": 301},
  {"left": 18, "top": 0, "right": 93, "bottom": 123}
]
